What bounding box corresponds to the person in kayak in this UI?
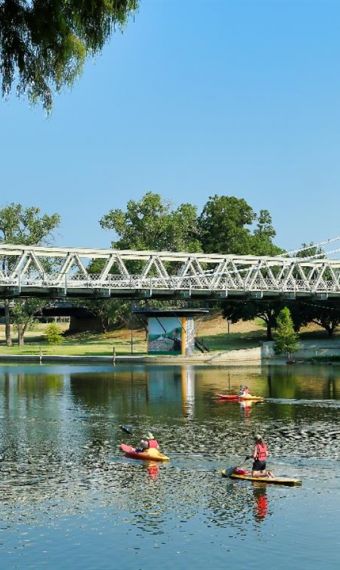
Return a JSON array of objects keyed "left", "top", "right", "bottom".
[
  {"left": 251, "top": 434, "right": 272, "bottom": 478},
  {"left": 239, "top": 385, "right": 250, "bottom": 397},
  {"left": 137, "top": 432, "right": 160, "bottom": 452}
]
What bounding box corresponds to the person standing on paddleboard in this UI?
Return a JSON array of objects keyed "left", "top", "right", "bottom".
[{"left": 251, "top": 434, "right": 272, "bottom": 478}]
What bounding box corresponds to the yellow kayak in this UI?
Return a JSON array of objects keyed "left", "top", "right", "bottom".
[
  {"left": 120, "top": 443, "right": 170, "bottom": 462},
  {"left": 217, "top": 394, "right": 264, "bottom": 402}
]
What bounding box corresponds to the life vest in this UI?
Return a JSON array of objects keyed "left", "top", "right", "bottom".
[
  {"left": 148, "top": 439, "right": 159, "bottom": 449},
  {"left": 255, "top": 442, "right": 268, "bottom": 462}
]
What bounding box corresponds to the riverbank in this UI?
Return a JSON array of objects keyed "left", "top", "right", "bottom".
[{"left": 1, "top": 317, "right": 340, "bottom": 364}]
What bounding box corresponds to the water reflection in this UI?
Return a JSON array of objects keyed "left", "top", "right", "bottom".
[
  {"left": 253, "top": 484, "right": 269, "bottom": 522},
  {"left": 0, "top": 362, "right": 339, "bottom": 532},
  {"left": 181, "top": 366, "right": 195, "bottom": 418}
]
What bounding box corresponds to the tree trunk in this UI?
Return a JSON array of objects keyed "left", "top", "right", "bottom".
[
  {"left": 327, "top": 324, "right": 334, "bottom": 337},
  {"left": 17, "top": 324, "right": 25, "bottom": 346},
  {"left": 4, "top": 299, "right": 12, "bottom": 346},
  {"left": 100, "top": 314, "right": 108, "bottom": 333},
  {"left": 265, "top": 320, "right": 273, "bottom": 341}
]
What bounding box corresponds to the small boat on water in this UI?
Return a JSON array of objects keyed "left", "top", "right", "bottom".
[
  {"left": 221, "top": 467, "right": 301, "bottom": 486},
  {"left": 120, "top": 443, "right": 170, "bottom": 462},
  {"left": 217, "top": 393, "right": 264, "bottom": 402}
]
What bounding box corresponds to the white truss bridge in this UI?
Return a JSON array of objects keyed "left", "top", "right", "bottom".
[{"left": 1, "top": 243, "right": 340, "bottom": 300}]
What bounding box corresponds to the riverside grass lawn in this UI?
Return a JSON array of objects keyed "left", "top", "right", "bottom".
[{"left": 0, "top": 316, "right": 337, "bottom": 356}]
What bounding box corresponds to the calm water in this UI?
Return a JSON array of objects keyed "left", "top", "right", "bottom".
[{"left": 0, "top": 363, "right": 340, "bottom": 569}]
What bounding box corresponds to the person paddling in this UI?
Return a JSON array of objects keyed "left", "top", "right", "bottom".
[
  {"left": 251, "top": 434, "right": 272, "bottom": 478},
  {"left": 137, "top": 432, "right": 160, "bottom": 452}
]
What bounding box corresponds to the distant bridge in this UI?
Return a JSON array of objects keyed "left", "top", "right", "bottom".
[{"left": 1, "top": 243, "right": 340, "bottom": 300}]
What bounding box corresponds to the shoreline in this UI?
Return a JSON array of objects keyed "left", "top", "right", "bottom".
[{"left": 0, "top": 353, "right": 337, "bottom": 366}]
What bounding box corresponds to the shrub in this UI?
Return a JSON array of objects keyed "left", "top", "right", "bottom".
[
  {"left": 45, "top": 323, "right": 63, "bottom": 345},
  {"left": 274, "top": 307, "right": 299, "bottom": 360}
]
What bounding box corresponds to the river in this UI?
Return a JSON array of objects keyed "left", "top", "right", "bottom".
[{"left": 0, "top": 363, "right": 339, "bottom": 569}]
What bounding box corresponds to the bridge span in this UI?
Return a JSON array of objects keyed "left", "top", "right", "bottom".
[{"left": 0, "top": 243, "right": 340, "bottom": 300}]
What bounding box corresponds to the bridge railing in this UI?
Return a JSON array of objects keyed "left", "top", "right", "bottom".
[
  {"left": 1, "top": 273, "right": 340, "bottom": 293},
  {"left": 1, "top": 243, "right": 340, "bottom": 297}
]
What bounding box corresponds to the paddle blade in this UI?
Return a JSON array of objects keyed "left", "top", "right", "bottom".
[
  {"left": 120, "top": 425, "right": 133, "bottom": 435},
  {"left": 221, "top": 466, "right": 236, "bottom": 478}
]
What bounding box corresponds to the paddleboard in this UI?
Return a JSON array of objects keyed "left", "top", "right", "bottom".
[{"left": 221, "top": 468, "right": 301, "bottom": 486}]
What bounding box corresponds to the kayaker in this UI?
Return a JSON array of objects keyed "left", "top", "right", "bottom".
[
  {"left": 145, "top": 432, "right": 160, "bottom": 449},
  {"left": 240, "top": 385, "right": 250, "bottom": 397},
  {"left": 137, "top": 432, "right": 160, "bottom": 452},
  {"left": 251, "top": 434, "right": 272, "bottom": 478}
]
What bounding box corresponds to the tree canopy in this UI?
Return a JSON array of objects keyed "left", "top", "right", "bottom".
[
  {"left": 0, "top": 202, "right": 60, "bottom": 345},
  {"left": 198, "top": 195, "right": 282, "bottom": 256},
  {"left": 0, "top": 0, "right": 138, "bottom": 110},
  {"left": 0, "top": 202, "right": 60, "bottom": 244},
  {"left": 222, "top": 299, "right": 286, "bottom": 340},
  {"left": 100, "top": 191, "right": 202, "bottom": 253}
]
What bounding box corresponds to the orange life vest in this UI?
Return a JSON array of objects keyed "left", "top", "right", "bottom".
[
  {"left": 148, "top": 439, "right": 159, "bottom": 449},
  {"left": 255, "top": 442, "right": 268, "bottom": 461}
]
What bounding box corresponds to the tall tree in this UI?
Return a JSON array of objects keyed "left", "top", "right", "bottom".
[
  {"left": 100, "top": 192, "right": 201, "bottom": 253},
  {"left": 0, "top": 0, "right": 138, "bottom": 110},
  {"left": 298, "top": 301, "right": 340, "bottom": 337},
  {"left": 251, "top": 209, "right": 283, "bottom": 256},
  {"left": 0, "top": 204, "right": 60, "bottom": 245},
  {"left": 97, "top": 192, "right": 202, "bottom": 326},
  {"left": 198, "top": 195, "right": 281, "bottom": 256},
  {"left": 199, "top": 195, "right": 255, "bottom": 255},
  {"left": 0, "top": 203, "right": 60, "bottom": 345},
  {"left": 11, "top": 298, "right": 45, "bottom": 345},
  {"left": 296, "top": 242, "right": 324, "bottom": 259},
  {"left": 222, "top": 299, "right": 285, "bottom": 340},
  {"left": 274, "top": 307, "right": 299, "bottom": 361}
]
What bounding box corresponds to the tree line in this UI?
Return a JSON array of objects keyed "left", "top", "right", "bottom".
[{"left": 0, "top": 194, "right": 339, "bottom": 345}]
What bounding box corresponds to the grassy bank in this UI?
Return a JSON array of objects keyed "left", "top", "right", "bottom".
[
  {"left": 0, "top": 316, "right": 339, "bottom": 357},
  {"left": 0, "top": 325, "right": 147, "bottom": 356}
]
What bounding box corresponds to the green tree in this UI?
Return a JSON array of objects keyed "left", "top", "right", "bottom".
[
  {"left": 0, "top": 0, "right": 138, "bottom": 110},
  {"left": 198, "top": 195, "right": 281, "bottom": 255},
  {"left": 199, "top": 195, "right": 255, "bottom": 255},
  {"left": 0, "top": 203, "right": 60, "bottom": 345},
  {"left": 100, "top": 192, "right": 202, "bottom": 253},
  {"left": 80, "top": 298, "right": 132, "bottom": 332},
  {"left": 296, "top": 242, "right": 324, "bottom": 259},
  {"left": 251, "top": 209, "right": 283, "bottom": 256},
  {"left": 11, "top": 298, "right": 45, "bottom": 345},
  {"left": 45, "top": 322, "right": 63, "bottom": 344},
  {"left": 97, "top": 192, "right": 202, "bottom": 328},
  {"left": 297, "top": 301, "right": 340, "bottom": 337},
  {"left": 274, "top": 307, "right": 299, "bottom": 361},
  {"left": 222, "top": 299, "right": 285, "bottom": 340}
]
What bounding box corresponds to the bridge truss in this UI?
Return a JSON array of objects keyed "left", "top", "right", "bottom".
[{"left": 1, "top": 243, "right": 340, "bottom": 300}]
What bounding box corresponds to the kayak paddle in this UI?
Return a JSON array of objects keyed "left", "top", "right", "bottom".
[
  {"left": 223, "top": 455, "right": 251, "bottom": 477},
  {"left": 119, "top": 424, "right": 133, "bottom": 435}
]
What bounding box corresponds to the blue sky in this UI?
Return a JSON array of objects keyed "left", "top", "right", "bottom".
[{"left": 1, "top": 0, "right": 340, "bottom": 251}]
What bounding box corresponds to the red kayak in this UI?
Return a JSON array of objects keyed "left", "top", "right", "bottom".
[
  {"left": 217, "top": 393, "right": 264, "bottom": 402},
  {"left": 120, "top": 443, "right": 169, "bottom": 462}
]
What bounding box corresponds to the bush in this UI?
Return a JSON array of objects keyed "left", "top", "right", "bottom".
[
  {"left": 45, "top": 323, "right": 63, "bottom": 345},
  {"left": 274, "top": 307, "right": 299, "bottom": 359}
]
